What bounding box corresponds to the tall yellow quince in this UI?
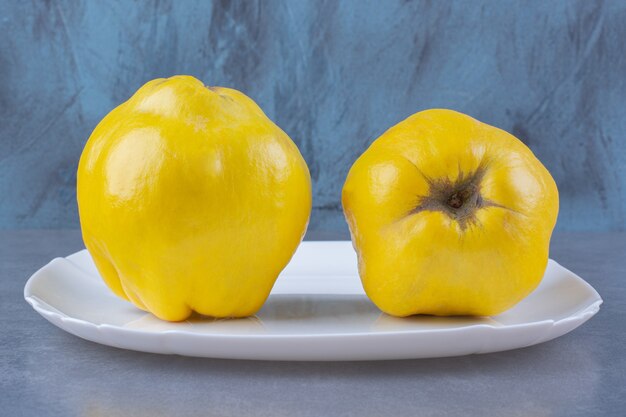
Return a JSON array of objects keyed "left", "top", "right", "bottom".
[
  {"left": 77, "top": 75, "right": 311, "bottom": 321},
  {"left": 342, "top": 109, "right": 558, "bottom": 317}
]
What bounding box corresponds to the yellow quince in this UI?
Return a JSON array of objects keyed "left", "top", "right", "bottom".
[
  {"left": 342, "top": 109, "right": 558, "bottom": 317},
  {"left": 77, "top": 75, "right": 311, "bottom": 321}
]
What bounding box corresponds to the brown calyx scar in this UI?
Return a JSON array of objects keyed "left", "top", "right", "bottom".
[{"left": 411, "top": 164, "right": 504, "bottom": 230}]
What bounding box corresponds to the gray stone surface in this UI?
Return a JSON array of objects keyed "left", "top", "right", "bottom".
[
  {"left": 1, "top": 230, "right": 624, "bottom": 417},
  {"left": 1, "top": 1, "right": 626, "bottom": 231}
]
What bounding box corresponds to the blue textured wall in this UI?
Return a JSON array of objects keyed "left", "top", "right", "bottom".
[{"left": 1, "top": 0, "right": 625, "bottom": 231}]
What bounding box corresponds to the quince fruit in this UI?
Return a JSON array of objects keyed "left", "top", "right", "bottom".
[
  {"left": 342, "top": 109, "right": 558, "bottom": 316},
  {"left": 78, "top": 76, "right": 311, "bottom": 321}
]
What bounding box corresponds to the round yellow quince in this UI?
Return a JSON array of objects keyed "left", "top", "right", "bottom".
[
  {"left": 342, "top": 109, "right": 559, "bottom": 317},
  {"left": 77, "top": 75, "right": 311, "bottom": 321}
]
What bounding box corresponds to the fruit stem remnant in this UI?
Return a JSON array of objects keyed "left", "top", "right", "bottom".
[
  {"left": 446, "top": 187, "right": 474, "bottom": 209},
  {"left": 411, "top": 167, "right": 499, "bottom": 230}
]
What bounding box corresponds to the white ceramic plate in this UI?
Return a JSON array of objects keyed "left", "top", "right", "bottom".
[{"left": 24, "top": 241, "right": 602, "bottom": 361}]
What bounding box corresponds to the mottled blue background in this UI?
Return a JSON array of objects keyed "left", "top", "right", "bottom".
[{"left": 1, "top": 0, "right": 625, "bottom": 231}]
